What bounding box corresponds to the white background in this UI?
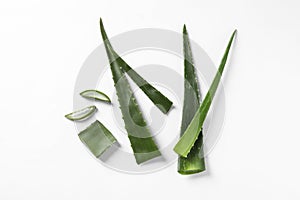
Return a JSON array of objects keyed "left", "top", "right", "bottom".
[{"left": 0, "top": 0, "right": 299, "bottom": 199}]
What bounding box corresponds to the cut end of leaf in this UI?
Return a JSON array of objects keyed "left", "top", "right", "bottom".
[
  {"left": 178, "top": 168, "right": 205, "bottom": 175},
  {"left": 134, "top": 150, "right": 162, "bottom": 165}
]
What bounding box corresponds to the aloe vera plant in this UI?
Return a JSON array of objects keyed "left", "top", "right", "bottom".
[
  {"left": 178, "top": 25, "right": 205, "bottom": 174},
  {"left": 174, "top": 30, "right": 237, "bottom": 157},
  {"left": 99, "top": 19, "right": 172, "bottom": 114},
  {"left": 79, "top": 120, "right": 117, "bottom": 157},
  {"left": 100, "top": 19, "right": 161, "bottom": 164}
]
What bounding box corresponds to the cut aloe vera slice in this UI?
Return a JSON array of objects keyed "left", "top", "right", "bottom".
[
  {"left": 80, "top": 90, "right": 111, "bottom": 103},
  {"left": 79, "top": 120, "right": 117, "bottom": 157},
  {"left": 65, "top": 105, "right": 97, "bottom": 121}
]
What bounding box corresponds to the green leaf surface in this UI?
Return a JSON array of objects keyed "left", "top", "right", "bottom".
[
  {"left": 100, "top": 19, "right": 161, "bottom": 164},
  {"left": 178, "top": 25, "right": 205, "bottom": 174},
  {"left": 64, "top": 105, "right": 97, "bottom": 121},
  {"left": 99, "top": 19, "right": 173, "bottom": 114},
  {"left": 174, "top": 30, "right": 237, "bottom": 157},
  {"left": 79, "top": 120, "right": 117, "bottom": 157},
  {"left": 80, "top": 89, "right": 111, "bottom": 103}
]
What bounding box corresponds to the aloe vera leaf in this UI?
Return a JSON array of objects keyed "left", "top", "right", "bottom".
[
  {"left": 100, "top": 19, "right": 161, "bottom": 164},
  {"left": 79, "top": 120, "right": 117, "bottom": 157},
  {"left": 99, "top": 19, "right": 173, "bottom": 114},
  {"left": 80, "top": 90, "right": 111, "bottom": 103},
  {"left": 178, "top": 25, "right": 205, "bottom": 174},
  {"left": 174, "top": 30, "right": 237, "bottom": 157},
  {"left": 65, "top": 105, "right": 97, "bottom": 121}
]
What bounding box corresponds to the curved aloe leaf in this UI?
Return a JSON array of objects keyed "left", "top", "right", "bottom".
[
  {"left": 174, "top": 30, "right": 237, "bottom": 157},
  {"left": 80, "top": 90, "right": 111, "bottom": 103},
  {"left": 178, "top": 25, "right": 205, "bottom": 174},
  {"left": 79, "top": 120, "right": 117, "bottom": 157},
  {"left": 100, "top": 19, "right": 161, "bottom": 164},
  {"left": 65, "top": 105, "right": 97, "bottom": 121},
  {"left": 99, "top": 18, "right": 173, "bottom": 114}
]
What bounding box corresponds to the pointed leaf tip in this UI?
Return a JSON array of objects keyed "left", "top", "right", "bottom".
[
  {"left": 183, "top": 24, "right": 186, "bottom": 33},
  {"left": 99, "top": 18, "right": 104, "bottom": 30},
  {"left": 99, "top": 18, "right": 109, "bottom": 42},
  {"left": 183, "top": 24, "right": 187, "bottom": 34},
  {"left": 232, "top": 29, "right": 237, "bottom": 38},
  {"left": 100, "top": 18, "right": 104, "bottom": 29}
]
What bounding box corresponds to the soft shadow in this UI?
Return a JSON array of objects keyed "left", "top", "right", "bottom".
[
  {"left": 139, "top": 155, "right": 166, "bottom": 166},
  {"left": 187, "top": 157, "right": 211, "bottom": 179}
]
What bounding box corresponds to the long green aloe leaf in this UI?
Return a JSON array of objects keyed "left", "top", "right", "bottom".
[
  {"left": 99, "top": 19, "right": 173, "bottom": 114},
  {"left": 79, "top": 120, "right": 117, "bottom": 157},
  {"left": 100, "top": 19, "right": 161, "bottom": 164},
  {"left": 174, "top": 30, "right": 237, "bottom": 157},
  {"left": 178, "top": 25, "right": 205, "bottom": 174}
]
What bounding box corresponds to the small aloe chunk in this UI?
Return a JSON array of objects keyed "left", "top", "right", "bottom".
[{"left": 79, "top": 120, "right": 117, "bottom": 157}]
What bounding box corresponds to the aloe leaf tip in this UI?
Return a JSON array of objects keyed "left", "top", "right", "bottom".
[{"left": 183, "top": 24, "right": 187, "bottom": 33}]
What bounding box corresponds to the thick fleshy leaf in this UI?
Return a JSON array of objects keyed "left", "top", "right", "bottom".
[
  {"left": 174, "top": 30, "right": 237, "bottom": 157},
  {"left": 99, "top": 19, "right": 173, "bottom": 114},
  {"left": 100, "top": 19, "right": 161, "bottom": 164},
  {"left": 178, "top": 25, "right": 205, "bottom": 174}
]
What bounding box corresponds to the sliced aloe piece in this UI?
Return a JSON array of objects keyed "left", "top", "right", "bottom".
[
  {"left": 99, "top": 18, "right": 173, "bottom": 114},
  {"left": 79, "top": 120, "right": 117, "bottom": 157},
  {"left": 100, "top": 19, "right": 161, "bottom": 164},
  {"left": 174, "top": 30, "right": 237, "bottom": 157},
  {"left": 80, "top": 90, "right": 111, "bottom": 103},
  {"left": 65, "top": 105, "right": 97, "bottom": 121},
  {"left": 178, "top": 25, "right": 205, "bottom": 175}
]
